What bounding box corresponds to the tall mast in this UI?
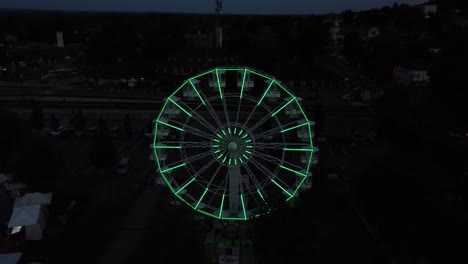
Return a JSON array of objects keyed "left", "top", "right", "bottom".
[{"left": 215, "top": 0, "right": 223, "bottom": 49}]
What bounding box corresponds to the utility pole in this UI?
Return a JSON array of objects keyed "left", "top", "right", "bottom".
[{"left": 215, "top": 0, "right": 223, "bottom": 49}]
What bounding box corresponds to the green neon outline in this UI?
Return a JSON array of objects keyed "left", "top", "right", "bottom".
[
  {"left": 168, "top": 97, "right": 192, "bottom": 117},
  {"left": 279, "top": 165, "right": 307, "bottom": 177},
  {"left": 219, "top": 194, "right": 225, "bottom": 218},
  {"left": 216, "top": 67, "right": 245, "bottom": 71},
  {"left": 294, "top": 99, "right": 309, "bottom": 122},
  {"left": 257, "top": 79, "right": 275, "bottom": 106},
  {"left": 271, "top": 179, "right": 293, "bottom": 198},
  {"left": 197, "top": 209, "right": 220, "bottom": 219},
  {"left": 160, "top": 163, "right": 187, "bottom": 173},
  {"left": 286, "top": 175, "right": 308, "bottom": 202},
  {"left": 154, "top": 145, "right": 182, "bottom": 149},
  {"left": 195, "top": 188, "right": 209, "bottom": 209},
  {"left": 175, "top": 177, "right": 196, "bottom": 194},
  {"left": 283, "top": 148, "right": 313, "bottom": 152},
  {"left": 215, "top": 69, "right": 223, "bottom": 99},
  {"left": 240, "top": 68, "right": 247, "bottom": 99},
  {"left": 276, "top": 80, "right": 295, "bottom": 97},
  {"left": 280, "top": 122, "right": 309, "bottom": 133},
  {"left": 188, "top": 79, "right": 206, "bottom": 106},
  {"left": 157, "top": 120, "right": 184, "bottom": 132},
  {"left": 190, "top": 69, "right": 214, "bottom": 80},
  {"left": 257, "top": 188, "right": 266, "bottom": 202},
  {"left": 240, "top": 194, "right": 247, "bottom": 220},
  {"left": 247, "top": 68, "right": 271, "bottom": 80},
  {"left": 271, "top": 97, "right": 296, "bottom": 117}
]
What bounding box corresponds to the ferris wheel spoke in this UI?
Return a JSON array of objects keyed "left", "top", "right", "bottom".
[
  {"left": 168, "top": 119, "right": 213, "bottom": 140},
  {"left": 243, "top": 161, "right": 266, "bottom": 196},
  {"left": 255, "top": 142, "right": 310, "bottom": 149},
  {"left": 180, "top": 141, "right": 211, "bottom": 148},
  {"left": 249, "top": 157, "right": 294, "bottom": 198},
  {"left": 253, "top": 119, "right": 307, "bottom": 140},
  {"left": 175, "top": 158, "right": 218, "bottom": 195},
  {"left": 254, "top": 151, "right": 304, "bottom": 173},
  {"left": 182, "top": 150, "right": 213, "bottom": 165},
  {"left": 195, "top": 162, "right": 223, "bottom": 210},
  {"left": 179, "top": 101, "right": 218, "bottom": 133}
]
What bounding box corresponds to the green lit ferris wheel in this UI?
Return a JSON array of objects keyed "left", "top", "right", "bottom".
[{"left": 153, "top": 66, "right": 315, "bottom": 221}]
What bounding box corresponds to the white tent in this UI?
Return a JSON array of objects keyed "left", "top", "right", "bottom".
[
  {"left": 13, "top": 192, "right": 52, "bottom": 207},
  {"left": 8, "top": 204, "right": 46, "bottom": 240},
  {"left": 0, "top": 253, "right": 23, "bottom": 264}
]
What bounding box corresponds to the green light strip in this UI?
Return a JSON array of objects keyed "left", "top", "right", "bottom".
[
  {"left": 271, "top": 97, "right": 296, "bottom": 117},
  {"left": 229, "top": 158, "right": 232, "bottom": 166},
  {"left": 175, "top": 177, "right": 196, "bottom": 194},
  {"left": 160, "top": 163, "right": 187, "bottom": 173},
  {"left": 245, "top": 150, "right": 252, "bottom": 154},
  {"left": 213, "top": 138, "right": 220, "bottom": 142},
  {"left": 242, "top": 154, "right": 249, "bottom": 160},
  {"left": 216, "top": 133, "right": 223, "bottom": 138},
  {"left": 228, "top": 127, "right": 231, "bottom": 135},
  {"left": 216, "top": 67, "right": 244, "bottom": 71},
  {"left": 154, "top": 145, "right": 182, "bottom": 149},
  {"left": 168, "top": 98, "right": 192, "bottom": 117},
  {"left": 234, "top": 159, "right": 238, "bottom": 166},
  {"left": 257, "top": 80, "right": 275, "bottom": 106},
  {"left": 280, "top": 122, "right": 309, "bottom": 133},
  {"left": 195, "top": 188, "right": 209, "bottom": 209},
  {"left": 215, "top": 69, "right": 223, "bottom": 99},
  {"left": 238, "top": 129, "right": 243, "bottom": 136},
  {"left": 188, "top": 79, "right": 206, "bottom": 106},
  {"left": 214, "top": 149, "right": 221, "bottom": 154},
  {"left": 197, "top": 209, "right": 219, "bottom": 219},
  {"left": 247, "top": 68, "right": 271, "bottom": 80},
  {"left": 271, "top": 179, "right": 293, "bottom": 197},
  {"left": 245, "top": 139, "right": 252, "bottom": 143},
  {"left": 240, "top": 68, "right": 247, "bottom": 99},
  {"left": 283, "top": 148, "right": 313, "bottom": 152},
  {"left": 240, "top": 194, "right": 247, "bottom": 220},
  {"left": 286, "top": 175, "right": 308, "bottom": 202},
  {"left": 234, "top": 127, "right": 237, "bottom": 135},
  {"left": 246, "top": 145, "right": 253, "bottom": 148},
  {"left": 222, "top": 130, "right": 227, "bottom": 136},
  {"left": 294, "top": 99, "right": 309, "bottom": 122},
  {"left": 279, "top": 165, "right": 307, "bottom": 177},
  {"left": 217, "top": 153, "right": 224, "bottom": 159},
  {"left": 257, "top": 188, "right": 266, "bottom": 202},
  {"left": 157, "top": 120, "right": 184, "bottom": 132},
  {"left": 219, "top": 194, "right": 225, "bottom": 218},
  {"left": 222, "top": 156, "right": 227, "bottom": 164},
  {"left": 190, "top": 69, "right": 214, "bottom": 80},
  {"left": 277, "top": 81, "right": 295, "bottom": 97},
  {"left": 213, "top": 144, "right": 220, "bottom": 147},
  {"left": 239, "top": 157, "right": 244, "bottom": 163},
  {"left": 242, "top": 133, "right": 248, "bottom": 139}
]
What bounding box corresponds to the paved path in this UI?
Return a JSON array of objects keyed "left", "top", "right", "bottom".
[{"left": 97, "top": 186, "right": 160, "bottom": 264}]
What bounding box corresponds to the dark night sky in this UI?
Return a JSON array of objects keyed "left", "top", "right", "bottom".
[{"left": 1, "top": 0, "right": 425, "bottom": 14}]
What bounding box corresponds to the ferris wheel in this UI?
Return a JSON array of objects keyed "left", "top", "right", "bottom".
[{"left": 153, "top": 66, "right": 315, "bottom": 221}]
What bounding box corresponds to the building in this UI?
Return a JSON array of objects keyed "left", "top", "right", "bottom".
[{"left": 393, "top": 64, "right": 431, "bottom": 87}]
